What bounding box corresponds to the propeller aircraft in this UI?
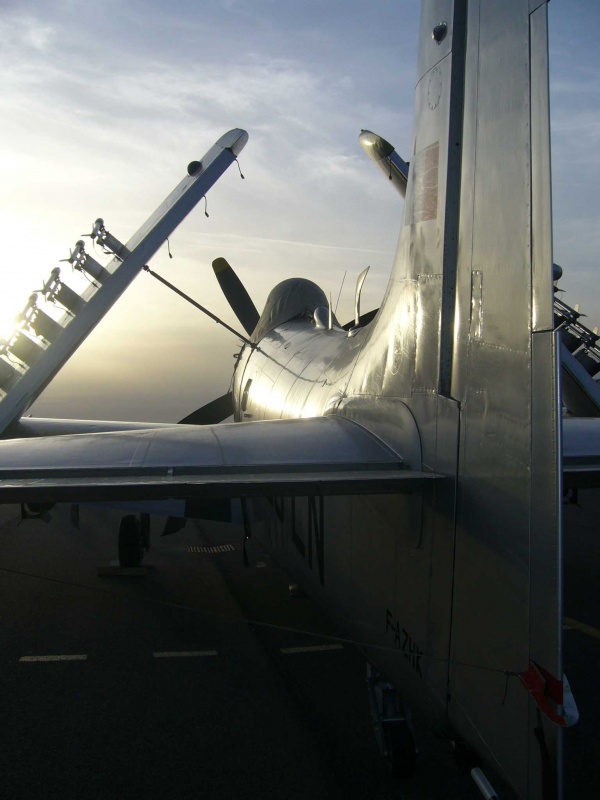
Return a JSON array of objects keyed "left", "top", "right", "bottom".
[{"left": 1, "top": 1, "right": 597, "bottom": 798}]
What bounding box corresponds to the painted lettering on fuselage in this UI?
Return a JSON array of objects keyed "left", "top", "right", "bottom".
[{"left": 385, "top": 608, "right": 423, "bottom": 678}]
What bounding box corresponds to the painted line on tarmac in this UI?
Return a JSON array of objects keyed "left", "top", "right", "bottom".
[
  {"left": 280, "top": 644, "right": 344, "bottom": 654},
  {"left": 564, "top": 617, "right": 600, "bottom": 641},
  {"left": 153, "top": 650, "right": 218, "bottom": 658},
  {"left": 19, "top": 654, "right": 88, "bottom": 663}
]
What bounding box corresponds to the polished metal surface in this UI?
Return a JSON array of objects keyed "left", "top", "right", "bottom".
[
  {"left": 530, "top": 4, "right": 554, "bottom": 332},
  {"left": 0, "top": 415, "right": 445, "bottom": 503},
  {"left": 7, "top": 417, "right": 178, "bottom": 437},
  {"left": 444, "top": 3, "right": 558, "bottom": 796},
  {"left": 358, "top": 130, "right": 409, "bottom": 197},
  {"left": 238, "top": 1, "right": 562, "bottom": 796},
  {"left": 0, "top": 3, "right": 570, "bottom": 798},
  {"left": 0, "top": 417, "right": 402, "bottom": 472},
  {"left": 251, "top": 278, "right": 331, "bottom": 343}
]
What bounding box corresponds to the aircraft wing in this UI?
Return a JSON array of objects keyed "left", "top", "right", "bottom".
[{"left": 0, "top": 416, "right": 441, "bottom": 504}]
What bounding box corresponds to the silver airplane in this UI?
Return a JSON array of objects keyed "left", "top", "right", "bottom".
[{"left": 0, "top": 1, "right": 597, "bottom": 798}]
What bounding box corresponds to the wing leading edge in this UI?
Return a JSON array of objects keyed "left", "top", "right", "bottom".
[{"left": 0, "top": 416, "right": 442, "bottom": 504}]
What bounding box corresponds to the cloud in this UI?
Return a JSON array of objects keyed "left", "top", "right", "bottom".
[{"left": 0, "top": 0, "right": 598, "bottom": 422}]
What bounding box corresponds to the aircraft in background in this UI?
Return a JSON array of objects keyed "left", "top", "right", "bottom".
[{"left": 0, "top": 2, "right": 597, "bottom": 798}]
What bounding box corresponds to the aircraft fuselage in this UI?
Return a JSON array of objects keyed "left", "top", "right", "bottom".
[
  {"left": 231, "top": 312, "right": 451, "bottom": 731},
  {"left": 234, "top": 319, "right": 366, "bottom": 424}
]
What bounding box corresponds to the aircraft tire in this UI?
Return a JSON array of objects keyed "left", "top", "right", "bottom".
[
  {"left": 118, "top": 514, "right": 144, "bottom": 568},
  {"left": 384, "top": 721, "right": 417, "bottom": 781}
]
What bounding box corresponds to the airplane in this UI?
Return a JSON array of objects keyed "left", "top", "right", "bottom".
[{"left": 0, "top": 1, "right": 597, "bottom": 798}]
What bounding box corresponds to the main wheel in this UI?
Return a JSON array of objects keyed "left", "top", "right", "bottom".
[{"left": 118, "top": 515, "right": 144, "bottom": 567}]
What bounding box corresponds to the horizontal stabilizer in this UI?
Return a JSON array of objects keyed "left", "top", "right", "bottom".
[
  {"left": 4, "top": 392, "right": 235, "bottom": 437},
  {"left": 0, "top": 416, "right": 443, "bottom": 504},
  {"left": 5, "top": 417, "right": 178, "bottom": 438}
]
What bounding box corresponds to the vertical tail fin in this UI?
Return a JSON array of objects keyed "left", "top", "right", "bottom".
[
  {"left": 442, "top": 2, "right": 561, "bottom": 797},
  {"left": 364, "top": 2, "right": 561, "bottom": 797}
]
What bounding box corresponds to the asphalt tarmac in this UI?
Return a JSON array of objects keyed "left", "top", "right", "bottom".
[{"left": 0, "top": 494, "right": 597, "bottom": 799}]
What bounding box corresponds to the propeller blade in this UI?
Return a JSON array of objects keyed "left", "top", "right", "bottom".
[
  {"left": 212, "top": 257, "right": 260, "bottom": 336},
  {"left": 178, "top": 391, "right": 233, "bottom": 425}
]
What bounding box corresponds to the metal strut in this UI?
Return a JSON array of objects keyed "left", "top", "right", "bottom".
[{"left": 143, "top": 265, "right": 256, "bottom": 347}]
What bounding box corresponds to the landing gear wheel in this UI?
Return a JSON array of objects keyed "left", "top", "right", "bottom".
[
  {"left": 384, "top": 720, "right": 417, "bottom": 781},
  {"left": 118, "top": 514, "right": 144, "bottom": 567}
]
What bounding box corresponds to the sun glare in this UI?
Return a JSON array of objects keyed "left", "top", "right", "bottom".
[
  {"left": 0, "top": 275, "right": 42, "bottom": 343},
  {"left": 0, "top": 213, "right": 82, "bottom": 344},
  {"left": 0, "top": 273, "right": 38, "bottom": 343}
]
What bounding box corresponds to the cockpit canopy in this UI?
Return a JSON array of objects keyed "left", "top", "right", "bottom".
[{"left": 252, "top": 278, "right": 337, "bottom": 342}]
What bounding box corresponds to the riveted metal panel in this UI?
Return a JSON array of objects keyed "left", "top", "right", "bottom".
[
  {"left": 417, "top": 0, "right": 456, "bottom": 81},
  {"left": 445, "top": 1, "right": 560, "bottom": 798},
  {"left": 530, "top": 4, "right": 554, "bottom": 332},
  {"left": 349, "top": 23, "right": 454, "bottom": 403},
  {"left": 426, "top": 394, "right": 461, "bottom": 708},
  {"left": 450, "top": 0, "right": 480, "bottom": 401},
  {"left": 414, "top": 274, "right": 443, "bottom": 393},
  {"left": 528, "top": 329, "right": 562, "bottom": 797},
  {"left": 206, "top": 3, "right": 560, "bottom": 797}
]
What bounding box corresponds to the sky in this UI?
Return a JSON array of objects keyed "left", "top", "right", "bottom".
[{"left": 0, "top": 0, "right": 598, "bottom": 423}]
